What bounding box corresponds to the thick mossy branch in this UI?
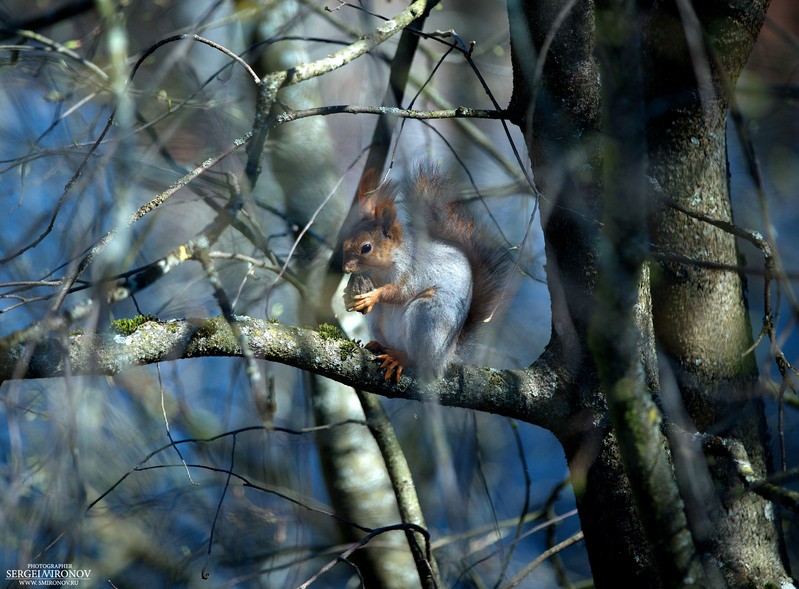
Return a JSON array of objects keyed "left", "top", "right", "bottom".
[
  {"left": 110, "top": 314, "right": 160, "bottom": 335},
  {"left": 0, "top": 316, "right": 570, "bottom": 431}
]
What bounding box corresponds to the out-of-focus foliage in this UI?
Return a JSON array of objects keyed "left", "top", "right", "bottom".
[
  {"left": 0, "top": 1, "right": 560, "bottom": 587},
  {"left": 0, "top": 0, "right": 797, "bottom": 587}
]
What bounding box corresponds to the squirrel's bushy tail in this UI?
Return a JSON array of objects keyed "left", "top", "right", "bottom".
[{"left": 404, "top": 163, "right": 513, "bottom": 345}]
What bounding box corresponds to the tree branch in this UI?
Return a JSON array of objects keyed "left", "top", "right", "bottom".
[
  {"left": 276, "top": 104, "right": 505, "bottom": 123},
  {"left": 0, "top": 316, "right": 569, "bottom": 430},
  {"left": 245, "top": 0, "right": 430, "bottom": 186}
]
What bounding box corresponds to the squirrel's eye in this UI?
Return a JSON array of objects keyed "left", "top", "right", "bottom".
[{"left": 361, "top": 243, "right": 372, "bottom": 255}]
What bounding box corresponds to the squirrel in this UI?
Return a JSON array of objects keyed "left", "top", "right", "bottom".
[{"left": 341, "top": 163, "right": 511, "bottom": 381}]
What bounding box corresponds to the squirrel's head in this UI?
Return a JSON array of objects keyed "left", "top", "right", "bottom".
[
  {"left": 342, "top": 171, "right": 401, "bottom": 274},
  {"left": 342, "top": 216, "right": 401, "bottom": 274}
]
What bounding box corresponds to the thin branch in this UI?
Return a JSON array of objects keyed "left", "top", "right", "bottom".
[
  {"left": 277, "top": 103, "right": 505, "bottom": 123},
  {"left": 356, "top": 390, "right": 442, "bottom": 588},
  {"left": 4, "top": 30, "right": 108, "bottom": 81},
  {"left": 61, "top": 132, "right": 251, "bottom": 307},
  {"left": 501, "top": 531, "right": 585, "bottom": 589},
  {"left": 87, "top": 421, "right": 369, "bottom": 515},
  {"left": 0, "top": 0, "right": 94, "bottom": 40},
  {"left": 245, "top": 0, "right": 431, "bottom": 187},
  {"left": 297, "top": 522, "right": 434, "bottom": 589},
  {"left": 192, "top": 243, "right": 272, "bottom": 425},
  {"left": 300, "top": 0, "right": 529, "bottom": 184},
  {"left": 701, "top": 431, "right": 799, "bottom": 513},
  {"left": 201, "top": 433, "right": 237, "bottom": 580},
  {"left": 493, "top": 419, "right": 533, "bottom": 588}
]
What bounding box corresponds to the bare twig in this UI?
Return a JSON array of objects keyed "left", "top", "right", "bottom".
[{"left": 501, "top": 531, "right": 585, "bottom": 589}]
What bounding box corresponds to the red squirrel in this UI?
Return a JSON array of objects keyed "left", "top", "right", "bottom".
[{"left": 342, "top": 164, "right": 511, "bottom": 381}]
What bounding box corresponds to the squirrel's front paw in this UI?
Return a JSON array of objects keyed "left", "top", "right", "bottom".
[
  {"left": 344, "top": 274, "right": 375, "bottom": 314},
  {"left": 350, "top": 289, "right": 381, "bottom": 314}
]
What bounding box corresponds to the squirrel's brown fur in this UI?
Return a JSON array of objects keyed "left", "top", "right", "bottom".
[
  {"left": 403, "top": 164, "right": 512, "bottom": 346},
  {"left": 342, "top": 163, "right": 512, "bottom": 380}
]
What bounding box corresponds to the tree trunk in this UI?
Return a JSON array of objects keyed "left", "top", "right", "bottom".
[
  {"left": 507, "top": 0, "right": 792, "bottom": 586},
  {"left": 644, "top": 3, "right": 786, "bottom": 585}
]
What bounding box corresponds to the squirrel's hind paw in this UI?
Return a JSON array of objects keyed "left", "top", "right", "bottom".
[{"left": 365, "top": 341, "right": 406, "bottom": 382}]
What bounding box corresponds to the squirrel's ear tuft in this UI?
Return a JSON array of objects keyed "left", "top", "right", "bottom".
[
  {"left": 377, "top": 203, "right": 396, "bottom": 235},
  {"left": 356, "top": 168, "right": 398, "bottom": 230},
  {"left": 357, "top": 169, "right": 381, "bottom": 215},
  {"left": 359, "top": 169, "right": 381, "bottom": 195}
]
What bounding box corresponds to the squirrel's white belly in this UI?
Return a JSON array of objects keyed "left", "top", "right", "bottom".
[
  {"left": 368, "top": 245, "right": 473, "bottom": 377},
  {"left": 368, "top": 304, "right": 408, "bottom": 354}
]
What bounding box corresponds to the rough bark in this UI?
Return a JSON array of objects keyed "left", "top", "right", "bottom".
[
  {"left": 643, "top": 2, "right": 787, "bottom": 585},
  {"left": 507, "top": 0, "right": 661, "bottom": 584},
  {"left": 507, "top": 0, "right": 791, "bottom": 587}
]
